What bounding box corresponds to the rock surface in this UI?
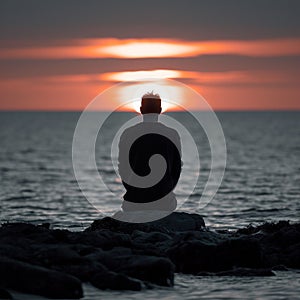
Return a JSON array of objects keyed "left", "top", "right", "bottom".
[
  {"left": 0, "top": 288, "right": 12, "bottom": 299},
  {"left": 0, "top": 212, "right": 299, "bottom": 299},
  {"left": 90, "top": 271, "right": 142, "bottom": 291},
  {"left": 0, "top": 256, "right": 83, "bottom": 299}
]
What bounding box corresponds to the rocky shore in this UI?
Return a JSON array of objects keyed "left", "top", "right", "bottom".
[{"left": 0, "top": 212, "right": 299, "bottom": 299}]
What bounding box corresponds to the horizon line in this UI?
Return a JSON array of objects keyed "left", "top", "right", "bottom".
[{"left": 0, "top": 109, "right": 300, "bottom": 113}]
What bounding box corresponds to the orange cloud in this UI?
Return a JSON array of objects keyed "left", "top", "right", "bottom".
[
  {"left": 100, "top": 70, "right": 182, "bottom": 81},
  {"left": 1, "top": 68, "right": 295, "bottom": 87},
  {"left": 1, "top": 38, "right": 300, "bottom": 59},
  {"left": 100, "top": 69, "right": 297, "bottom": 85},
  {"left": 1, "top": 68, "right": 299, "bottom": 112},
  {"left": 1, "top": 73, "right": 299, "bottom": 111}
]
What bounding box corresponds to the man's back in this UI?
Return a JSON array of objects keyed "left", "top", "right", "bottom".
[{"left": 118, "top": 118, "right": 182, "bottom": 210}]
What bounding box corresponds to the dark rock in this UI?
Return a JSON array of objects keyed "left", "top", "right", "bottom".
[
  {"left": 34, "top": 244, "right": 83, "bottom": 266},
  {"left": 237, "top": 220, "right": 292, "bottom": 235},
  {"left": 83, "top": 248, "right": 125, "bottom": 271},
  {"left": 70, "top": 230, "right": 132, "bottom": 250},
  {"left": 0, "top": 288, "right": 12, "bottom": 299},
  {"left": 167, "top": 240, "right": 217, "bottom": 273},
  {"left": 216, "top": 238, "right": 263, "bottom": 269},
  {"left": 285, "top": 242, "right": 300, "bottom": 268},
  {"left": 86, "top": 249, "right": 174, "bottom": 286},
  {"left": 154, "top": 212, "right": 205, "bottom": 232},
  {"left": 51, "top": 229, "right": 71, "bottom": 242},
  {"left": 132, "top": 230, "right": 172, "bottom": 244},
  {"left": 87, "top": 212, "right": 205, "bottom": 234},
  {"left": 0, "top": 222, "right": 54, "bottom": 244},
  {"left": 257, "top": 223, "right": 300, "bottom": 268},
  {"left": 0, "top": 242, "right": 33, "bottom": 263},
  {"left": 272, "top": 264, "right": 289, "bottom": 271},
  {"left": 0, "top": 217, "right": 300, "bottom": 298},
  {"left": 131, "top": 230, "right": 173, "bottom": 256},
  {"left": 0, "top": 256, "right": 83, "bottom": 299},
  {"left": 115, "top": 255, "right": 175, "bottom": 286},
  {"left": 108, "top": 246, "right": 133, "bottom": 256},
  {"left": 53, "top": 260, "right": 107, "bottom": 282},
  {"left": 90, "top": 271, "right": 142, "bottom": 291},
  {"left": 167, "top": 237, "right": 263, "bottom": 273},
  {"left": 40, "top": 222, "right": 51, "bottom": 229}
]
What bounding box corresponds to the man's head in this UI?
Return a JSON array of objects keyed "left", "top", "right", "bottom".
[{"left": 140, "top": 92, "right": 162, "bottom": 114}]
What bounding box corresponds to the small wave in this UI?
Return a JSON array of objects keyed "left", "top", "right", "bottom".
[
  {"left": 242, "top": 207, "right": 288, "bottom": 213},
  {"left": 254, "top": 191, "right": 272, "bottom": 196},
  {"left": 20, "top": 188, "right": 35, "bottom": 193},
  {"left": 2, "top": 195, "right": 33, "bottom": 201},
  {"left": 8, "top": 205, "right": 57, "bottom": 211}
]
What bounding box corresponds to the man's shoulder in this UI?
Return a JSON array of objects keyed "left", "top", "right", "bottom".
[
  {"left": 120, "top": 123, "right": 140, "bottom": 136},
  {"left": 119, "top": 122, "right": 180, "bottom": 140},
  {"left": 158, "top": 123, "right": 180, "bottom": 138}
]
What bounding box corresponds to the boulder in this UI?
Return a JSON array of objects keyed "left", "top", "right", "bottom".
[
  {"left": 87, "top": 212, "right": 205, "bottom": 234},
  {"left": 0, "top": 256, "right": 83, "bottom": 299},
  {"left": 85, "top": 249, "right": 175, "bottom": 286},
  {"left": 167, "top": 237, "right": 263, "bottom": 273},
  {"left": 53, "top": 260, "right": 107, "bottom": 282},
  {"left": 71, "top": 230, "right": 132, "bottom": 250},
  {"left": 114, "top": 255, "right": 175, "bottom": 286},
  {"left": 167, "top": 240, "right": 217, "bottom": 273},
  {"left": 0, "top": 217, "right": 300, "bottom": 298},
  {"left": 34, "top": 244, "right": 83, "bottom": 266},
  {"left": 154, "top": 212, "right": 205, "bottom": 231},
  {"left": 0, "top": 288, "right": 12, "bottom": 299},
  {"left": 285, "top": 243, "right": 300, "bottom": 268},
  {"left": 90, "top": 271, "right": 142, "bottom": 291}
]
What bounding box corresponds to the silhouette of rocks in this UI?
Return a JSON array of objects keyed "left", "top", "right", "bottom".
[
  {"left": 0, "top": 213, "right": 299, "bottom": 298},
  {"left": 0, "top": 256, "right": 83, "bottom": 299},
  {"left": 87, "top": 212, "right": 205, "bottom": 234},
  {"left": 167, "top": 237, "right": 263, "bottom": 274},
  {"left": 112, "top": 255, "right": 174, "bottom": 286},
  {"left": 0, "top": 288, "right": 12, "bottom": 299},
  {"left": 90, "top": 271, "right": 142, "bottom": 291}
]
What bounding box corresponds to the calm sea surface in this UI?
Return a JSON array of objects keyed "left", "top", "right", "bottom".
[{"left": 1, "top": 111, "right": 300, "bottom": 299}]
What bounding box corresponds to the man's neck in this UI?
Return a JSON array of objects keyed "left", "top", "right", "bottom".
[{"left": 142, "top": 113, "right": 159, "bottom": 122}]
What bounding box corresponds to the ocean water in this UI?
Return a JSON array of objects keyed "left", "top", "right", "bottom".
[
  {"left": 1, "top": 111, "right": 300, "bottom": 299},
  {"left": 1, "top": 111, "right": 299, "bottom": 230},
  {"left": 9, "top": 271, "right": 300, "bottom": 300}
]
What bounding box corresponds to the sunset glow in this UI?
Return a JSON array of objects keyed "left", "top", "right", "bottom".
[
  {"left": 1, "top": 38, "right": 300, "bottom": 60},
  {"left": 1, "top": 36, "right": 299, "bottom": 110},
  {"left": 100, "top": 69, "right": 295, "bottom": 85},
  {"left": 98, "top": 41, "right": 198, "bottom": 58},
  {"left": 1, "top": 66, "right": 299, "bottom": 111},
  {"left": 101, "top": 70, "right": 182, "bottom": 81}
]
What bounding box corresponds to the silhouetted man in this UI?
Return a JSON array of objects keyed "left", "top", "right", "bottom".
[{"left": 118, "top": 92, "right": 182, "bottom": 213}]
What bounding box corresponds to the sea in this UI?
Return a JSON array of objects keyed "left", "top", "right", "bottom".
[{"left": 0, "top": 111, "right": 300, "bottom": 299}]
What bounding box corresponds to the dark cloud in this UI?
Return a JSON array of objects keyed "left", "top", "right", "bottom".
[
  {"left": 1, "top": 0, "right": 299, "bottom": 108},
  {"left": 1, "top": 0, "right": 300, "bottom": 40}
]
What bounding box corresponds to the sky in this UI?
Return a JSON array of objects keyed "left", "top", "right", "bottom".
[{"left": 0, "top": 0, "right": 300, "bottom": 111}]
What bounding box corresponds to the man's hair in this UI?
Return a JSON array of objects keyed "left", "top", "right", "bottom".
[
  {"left": 142, "top": 91, "right": 161, "bottom": 105},
  {"left": 142, "top": 91, "right": 161, "bottom": 101},
  {"left": 141, "top": 92, "right": 161, "bottom": 113}
]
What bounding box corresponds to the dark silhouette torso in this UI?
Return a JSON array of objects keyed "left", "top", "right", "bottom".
[{"left": 118, "top": 119, "right": 182, "bottom": 210}]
